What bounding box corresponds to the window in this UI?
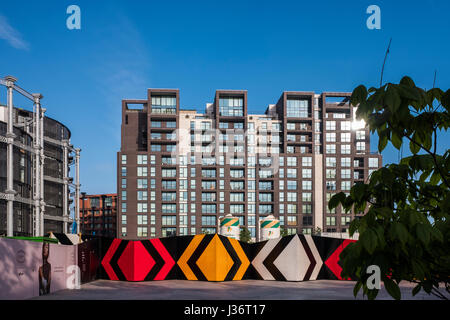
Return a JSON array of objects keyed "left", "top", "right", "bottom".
[
  {"left": 162, "top": 180, "right": 176, "bottom": 189},
  {"left": 302, "top": 192, "right": 312, "bottom": 202},
  {"left": 326, "top": 157, "right": 336, "bottom": 167},
  {"left": 162, "top": 192, "right": 177, "bottom": 201},
  {"left": 121, "top": 178, "right": 127, "bottom": 189},
  {"left": 258, "top": 193, "right": 273, "bottom": 202},
  {"left": 302, "top": 204, "right": 312, "bottom": 214},
  {"left": 230, "top": 204, "right": 245, "bottom": 214},
  {"left": 303, "top": 217, "right": 313, "bottom": 227},
  {"left": 341, "top": 132, "right": 351, "bottom": 143},
  {"left": 341, "top": 157, "right": 351, "bottom": 167},
  {"left": 341, "top": 121, "right": 351, "bottom": 131},
  {"left": 356, "top": 130, "right": 366, "bottom": 140},
  {"left": 287, "top": 180, "right": 297, "bottom": 190},
  {"left": 326, "top": 169, "right": 336, "bottom": 179},
  {"left": 219, "top": 97, "right": 243, "bottom": 116},
  {"left": 137, "top": 191, "right": 148, "bottom": 201},
  {"left": 341, "top": 144, "right": 351, "bottom": 154},
  {"left": 325, "top": 121, "right": 336, "bottom": 131},
  {"left": 162, "top": 227, "right": 177, "bottom": 237},
  {"left": 230, "top": 193, "right": 245, "bottom": 202},
  {"left": 356, "top": 141, "right": 365, "bottom": 152},
  {"left": 121, "top": 155, "right": 127, "bottom": 164},
  {"left": 302, "top": 157, "right": 312, "bottom": 167},
  {"left": 201, "top": 180, "right": 216, "bottom": 190},
  {"left": 137, "top": 179, "right": 147, "bottom": 189},
  {"left": 326, "top": 133, "right": 336, "bottom": 142},
  {"left": 202, "top": 169, "right": 216, "bottom": 178},
  {"left": 302, "top": 169, "right": 312, "bottom": 179},
  {"left": 137, "top": 167, "right": 148, "bottom": 177},
  {"left": 326, "top": 217, "right": 336, "bottom": 226},
  {"left": 162, "top": 168, "right": 176, "bottom": 177},
  {"left": 121, "top": 167, "right": 127, "bottom": 177},
  {"left": 287, "top": 157, "right": 297, "bottom": 166},
  {"left": 202, "top": 204, "right": 216, "bottom": 213},
  {"left": 287, "top": 192, "right": 297, "bottom": 202},
  {"left": 201, "top": 216, "right": 217, "bottom": 226},
  {"left": 287, "top": 123, "right": 296, "bottom": 130},
  {"left": 202, "top": 192, "right": 216, "bottom": 202},
  {"left": 287, "top": 99, "right": 309, "bottom": 118},
  {"left": 302, "top": 181, "right": 312, "bottom": 190},
  {"left": 341, "top": 169, "right": 351, "bottom": 179},
  {"left": 151, "top": 144, "right": 161, "bottom": 152},
  {"left": 341, "top": 181, "right": 351, "bottom": 191},
  {"left": 151, "top": 121, "right": 161, "bottom": 128},
  {"left": 121, "top": 215, "right": 127, "bottom": 225},
  {"left": 162, "top": 215, "right": 176, "bottom": 226},
  {"left": 287, "top": 216, "right": 297, "bottom": 226},
  {"left": 162, "top": 204, "right": 176, "bottom": 214},
  {"left": 259, "top": 204, "right": 273, "bottom": 214},
  {"left": 326, "top": 181, "right": 336, "bottom": 191},
  {"left": 137, "top": 203, "right": 147, "bottom": 213},
  {"left": 326, "top": 144, "right": 336, "bottom": 154},
  {"left": 166, "top": 121, "right": 176, "bottom": 128},
  {"left": 201, "top": 227, "right": 216, "bottom": 234},
  {"left": 137, "top": 227, "right": 148, "bottom": 237},
  {"left": 287, "top": 204, "right": 297, "bottom": 214},
  {"left": 137, "top": 215, "right": 148, "bottom": 225},
  {"left": 369, "top": 158, "right": 379, "bottom": 168}
]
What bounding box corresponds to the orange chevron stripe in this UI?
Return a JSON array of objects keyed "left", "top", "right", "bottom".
[
  {"left": 229, "top": 238, "right": 250, "bottom": 280},
  {"left": 177, "top": 235, "right": 205, "bottom": 280}
]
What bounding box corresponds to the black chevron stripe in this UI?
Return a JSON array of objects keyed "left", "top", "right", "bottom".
[
  {"left": 219, "top": 236, "right": 242, "bottom": 281},
  {"left": 110, "top": 240, "right": 128, "bottom": 281},
  {"left": 187, "top": 234, "right": 212, "bottom": 281},
  {"left": 141, "top": 240, "right": 164, "bottom": 281},
  {"left": 297, "top": 234, "right": 316, "bottom": 281},
  {"left": 263, "top": 236, "right": 293, "bottom": 281}
]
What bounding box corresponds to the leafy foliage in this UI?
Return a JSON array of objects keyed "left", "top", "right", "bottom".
[
  {"left": 330, "top": 77, "right": 450, "bottom": 300},
  {"left": 239, "top": 227, "right": 252, "bottom": 243}
]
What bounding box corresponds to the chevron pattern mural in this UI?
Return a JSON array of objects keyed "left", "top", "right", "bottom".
[{"left": 97, "top": 234, "right": 355, "bottom": 282}]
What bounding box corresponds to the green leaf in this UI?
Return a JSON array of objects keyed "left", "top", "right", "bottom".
[
  {"left": 378, "top": 133, "right": 388, "bottom": 153},
  {"left": 441, "top": 89, "right": 450, "bottom": 111},
  {"left": 391, "top": 131, "right": 403, "bottom": 150},
  {"left": 429, "top": 171, "right": 441, "bottom": 185},
  {"left": 390, "top": 222, "right": 409, "bottom": 244},
  {"left": 400, "top": 76, "right": 415, "bottom": 87},
  {"left": 416, "top": 224, "right": 430, "bottom": 246},
  {"left": 360, "top": 228, "right": 378, "bottom": 254},
  {"left": 383, "top": 277, "right": 401, "bottom": 300},
  {"left": 351, "top": 85, "right": 368, "bottom": 106},
  {"left": 412, "top": 283, "right": 421, "bottom": 296},
  {"left": 353, "top": 281, "right": 363, "bottom": 298},
  {"left": 409, "top": 135, "right": 420, "bottom": 154},
  {"left": 328, "top": 192, "right": 346, "bottom": 210},
  {"left": 385, "top": 86, "right": 401, "bottom": 112}
]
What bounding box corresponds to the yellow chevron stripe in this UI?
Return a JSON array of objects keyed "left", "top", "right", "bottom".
[
  {"left": 177, "top": 234, "right": 205, "bottom": 280},
  {"left": 229, "top": 238, "right": 250, "bottom": 280}
]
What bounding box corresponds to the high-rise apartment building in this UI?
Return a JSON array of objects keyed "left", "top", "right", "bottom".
[
  {"left": 79, "top": 193, "right": 117, "bottom": 237},
  {"left": 117, "top": 89, "right": 381, "bottom": 241}
]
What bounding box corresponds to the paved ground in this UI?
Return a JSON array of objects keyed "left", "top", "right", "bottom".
[{"left": 30, "top": 279, "right": 443, "bottom": 300}]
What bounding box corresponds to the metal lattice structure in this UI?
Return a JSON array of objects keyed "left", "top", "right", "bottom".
[{"left": 0, "top": 76, "right": 81, "bottom": 236}]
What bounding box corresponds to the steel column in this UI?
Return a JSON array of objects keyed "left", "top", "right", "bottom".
[{"left": 5, "top": 76, "right": 17, "bottom": 237}]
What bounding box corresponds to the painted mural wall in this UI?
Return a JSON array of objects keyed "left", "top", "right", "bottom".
[{"left": 0, "top": 234, "right": 355, "bottom": 299}]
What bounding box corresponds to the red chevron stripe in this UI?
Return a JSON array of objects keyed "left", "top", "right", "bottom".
[
  {"left": 324, "top": 239, "right": 355, "bottom": 280},
  {"left": 150, "top": 238, "right": 175, "bottom": 280},
  {"left": 101, "top": 239, "right": 122, "bottom": 280}
]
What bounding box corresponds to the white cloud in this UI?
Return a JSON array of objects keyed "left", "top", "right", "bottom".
[{"left": 0, "top": 14, "right": 29, "bottom": 50}]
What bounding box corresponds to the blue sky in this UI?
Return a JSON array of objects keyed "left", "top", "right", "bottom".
[{"left": 0, "top": 0, "right": 449, "bottom": 194}]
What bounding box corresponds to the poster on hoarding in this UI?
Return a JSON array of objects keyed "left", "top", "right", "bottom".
[{"left": 0, "top": 238, "right": 77, "bottom": 299}]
